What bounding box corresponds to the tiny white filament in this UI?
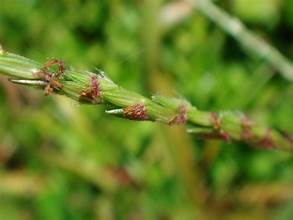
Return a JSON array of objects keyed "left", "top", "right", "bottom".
[{"left": 10, "top": 79, "right": 47, "bottom": 86}]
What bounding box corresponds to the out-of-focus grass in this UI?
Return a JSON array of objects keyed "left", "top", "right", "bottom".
[{"left": 0, "top": 0, "right": 292, "bottom": 219}]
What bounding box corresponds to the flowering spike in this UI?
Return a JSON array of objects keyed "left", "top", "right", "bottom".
[{"left": 0, "top": 50, "right": 292, "bottom": 152}]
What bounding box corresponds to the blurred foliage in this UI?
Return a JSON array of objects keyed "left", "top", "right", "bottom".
[{"left": 0, "top": 0, "right": 292, "bottom": 219}]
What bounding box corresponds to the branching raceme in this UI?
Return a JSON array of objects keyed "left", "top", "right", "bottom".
[{"left": 0, "top": 47, "right": 292, "bottom": 151}]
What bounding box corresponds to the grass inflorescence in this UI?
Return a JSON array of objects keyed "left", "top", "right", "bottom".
[{"left": 0, "top": 49, "right": 292, "bottom": 151}]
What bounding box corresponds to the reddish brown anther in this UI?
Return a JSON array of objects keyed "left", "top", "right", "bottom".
[
  {"left": 123, "top": 103, "right": 149, "bottom": 120},
  {"left": 258, "top": 129, "right": 274, "bottom": 149},
  {"left": 35, "top": 59, "right": 66, "bottom": 95},
  {"left": 79, "top": 75, "right": 101, "bottom": 104},
  {"left": 219, "top": 131, "right": 231, "bottom": 142},
  {"left": 91, "top": 75, "right": 100, "bottom": 98},
  {"left": 168, "top": 105, "right": 188, "bottom": 125},
  {"left": 241, "top": 116, "right": 253, "bottom": 140},
  {"left": 211, "top": 112, "right": 221, "bottom": 130},
  {"left": 207, "top": 112, "right": 232, "bottom": 142},
  {"left": 42, "top": 59, "right": 65, "bottom": 76}
]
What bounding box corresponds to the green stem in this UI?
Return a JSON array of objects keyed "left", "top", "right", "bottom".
[{"left": 0, "top": 49, "right": 292, "bottom": 151}]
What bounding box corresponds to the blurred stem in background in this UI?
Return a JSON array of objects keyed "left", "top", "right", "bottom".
[
  {"left": 161, "top": 0, "right": 293, "bottom": 81},
  {"left": 142, "top": 0, "right": 208, "bottom": 211}
]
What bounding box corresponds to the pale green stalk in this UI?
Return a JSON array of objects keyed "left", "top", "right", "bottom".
[{"left": 0, "top": 48, "right": 292, "bottom": 151}]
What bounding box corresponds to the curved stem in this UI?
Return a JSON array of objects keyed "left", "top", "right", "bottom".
[{"left": 193, "top": 0, "right": 293, "bottom": 81}]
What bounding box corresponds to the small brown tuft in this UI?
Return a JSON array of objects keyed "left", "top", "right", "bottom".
[
  {"left": 36, "top": 59, "right": 66, "bottom": 95},
  {"left": 168, "top": 105, "right": 188, "bottom": 125},
  {"left": 123, "top": 103, "right": 149, "bottom": 120},
  {"left": 211, "top": 112, "right": 221, "bottom": 130},
  {"left": 42, "top": 59, "right": 65, "bottom": 77},
  {"left": 258, "top": 129, "right": 274, "bottom": 149},
  {"left": 91, "top": 75, "right": 100, "bottom": 98},
  {"left": 219, "top": 131, "right": 231, "bottom": 142},
  {"left": 209, "top": 112, "right": 230, "bottom": 141},
  {"left": 79, "top": 75, "right": 101, "bottom": 104},
  {"left": 241, "top": 116, "right": 253, "bottom": 140}
]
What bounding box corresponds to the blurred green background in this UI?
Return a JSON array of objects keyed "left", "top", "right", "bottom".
[{"left": 0, "top": 0, "right": 293, "bottom": 219}]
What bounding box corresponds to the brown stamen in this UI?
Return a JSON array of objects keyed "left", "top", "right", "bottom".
[
  {"left": 123, "top": 103, "right": 149, "bottom": 120},
  {"left": 258, "top": 129, "right": 274, "bottom": 149},
  {"left": 211, "top": 112, "right": 221, "bottom": 130},
  {"left": 219, "top": 131, "right": 230, "bottom": 142},
  {"left": 36, "top": 59, "right": 66, "bottom": 95},
  {"left": 79, "top": 75, "right": 101, "bottom": 104},
  {"left": 168, "top": 105, "right": 188, "bottom": 125},
  {"left": 241, "top": 116, "right": 253, "bottom": 140}
]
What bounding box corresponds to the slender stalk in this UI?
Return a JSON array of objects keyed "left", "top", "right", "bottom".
[{"left": 0, "top": 48, "right": 292, "bottom": 151}]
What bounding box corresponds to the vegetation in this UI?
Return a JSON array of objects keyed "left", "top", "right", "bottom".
[{"left": 0, "top": 0, "right": 292, "bottom": 219}]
